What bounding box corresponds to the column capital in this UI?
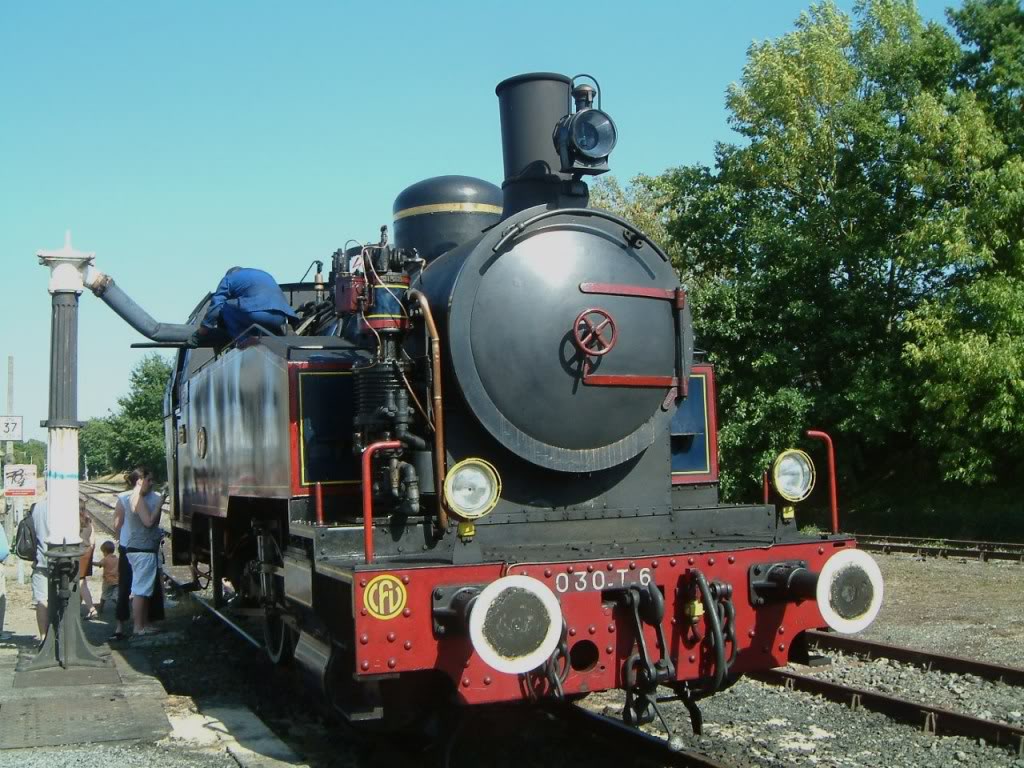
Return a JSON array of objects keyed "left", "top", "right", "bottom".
[{"left": 37, "top": 231, "right": 95, "bottom": 294}]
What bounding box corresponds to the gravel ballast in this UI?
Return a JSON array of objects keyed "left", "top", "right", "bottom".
[{"left": 809, "top": 652, "right": 1024, "bottom": 728}]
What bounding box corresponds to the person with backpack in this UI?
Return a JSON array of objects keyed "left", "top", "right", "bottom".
[
  {"left": 0, "top": 515, "right": 10, "bottom": 641},
  {"left": 20, "top": 500, "right": 52, "bottom": 640}
]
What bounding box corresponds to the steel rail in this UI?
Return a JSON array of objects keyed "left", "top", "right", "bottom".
[
  {"left": 187, "top": 592, "right": 263, "bottom": 651},
  {"left": 853, "top": 533, "right": 1024, "bottom": 551},
  {"left": 856, "top": 538, "right": 1024, "bottom": 563},
  {"left": 806, "top": 631, "right": 1024, "bottom": 687},
  {"left": 160, "top": 567, "right": 264, "bottom": 651},
  {"left": 79, "top": 487, "right": 118, "bottom": 534},
  {"left": 545, "top": 701, "right": 736, "bottom": 768},
  {"left": 753, "top": 668, "right": 1024, "bottom": 755}
]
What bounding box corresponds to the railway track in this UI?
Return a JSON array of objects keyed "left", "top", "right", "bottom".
[
  {"left": 80, "top": 482, "right": 1021, "bottom": 761},
  {"left": 854, "top": 533, "right": 1024, "bottom": 563},
  {"left": 79, "top": 481, "right": 121, "bottom": 534},
  {"left": 79, "top": 480, "right": 171, "bottom": 532},
  {"left": 754, "top": 631, "right": 1024, "bottom": 754},
  {"left": 806, "top": 630, "right": 1024, "bottom": 686},
  {"left": 546, "top": 701, "right": 733, "bottom": 768}
]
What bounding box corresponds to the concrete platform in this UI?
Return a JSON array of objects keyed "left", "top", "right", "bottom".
[
  {"left": 0, "top": 556, "right": 305, "bottom": 766},
  {"left": 0, "top": 624, "right": 171, "bottom": 749}
]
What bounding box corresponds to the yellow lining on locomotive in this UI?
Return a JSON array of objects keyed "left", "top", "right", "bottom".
[
  {"left": 298, "top": 370, "right": 360, "bottom": 487},
  {"left": 672, "top": 372, "right": 711, "bottom": 476},
  {"left": 393, "top": 202, "right": 503, "bottom": 220}
]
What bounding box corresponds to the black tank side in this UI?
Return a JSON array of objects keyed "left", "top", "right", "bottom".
[{"left": 393, "top": 176, "right": 502, "bottom": 264}]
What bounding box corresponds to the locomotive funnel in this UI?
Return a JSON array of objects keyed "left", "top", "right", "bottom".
[
  {"left": 496, "top": 72, "right": 584, "bottom": 217},
  {"left": 468, "top": 575, "right": 563, "bottom": 674}
]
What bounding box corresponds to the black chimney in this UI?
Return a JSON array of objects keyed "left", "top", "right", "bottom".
[{"left": 495, "top": 72, "right": 588, "bottom": 218}]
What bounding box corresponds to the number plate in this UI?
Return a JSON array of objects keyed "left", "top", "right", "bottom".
[{"left": 551, "top": 567, "right": 653, "bottom": 594}]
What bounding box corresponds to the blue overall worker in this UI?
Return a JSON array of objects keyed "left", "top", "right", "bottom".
[{"left": 189, "top": 267, "right": 297, "bottom": 347}]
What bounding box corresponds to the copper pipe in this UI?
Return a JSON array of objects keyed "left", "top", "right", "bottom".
[
  {"left": 408, "top": 289, "right": 448, "bottom": 532},
  {"left": 763, "top": 471, "right": 770, "bottom": 505},
  {"left": 362, "top": 440, "right": 402, "bottom": 563},
  {"left": 314, "top": 482, "right": 324, "bottom": 526}
]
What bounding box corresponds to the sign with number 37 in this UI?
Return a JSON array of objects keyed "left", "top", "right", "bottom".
[{"left": 0, "top": 416, "right": 22, "bottom": 442}]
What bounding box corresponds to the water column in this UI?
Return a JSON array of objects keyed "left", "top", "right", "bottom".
[{"left": 30, "top": 231, "right": 105, "bottom": 670}]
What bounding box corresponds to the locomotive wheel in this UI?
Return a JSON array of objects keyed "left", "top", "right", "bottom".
[
  {"left": 263, "top": 569, "right": 295, "bottom": 664},
  {"left": 190, "top": 556, "right": 211, "bottom": 590},
  {"left": 263, "top": 605, "right": 295, "bottom": 665}
]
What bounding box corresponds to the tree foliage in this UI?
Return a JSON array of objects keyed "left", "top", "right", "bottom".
[
  {"left": 11, "top": 439, "right": 46, "bottom": 473},
  {"left": 598, "top": 0, "right": 1024, "bottom": 506},
  {"left": 80, "top": 354, "right": 172, "bottom": 480}
]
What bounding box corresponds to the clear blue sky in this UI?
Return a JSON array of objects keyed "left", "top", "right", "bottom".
[{"left": 0, "top": 1, "right": 950, "bottom": 443}]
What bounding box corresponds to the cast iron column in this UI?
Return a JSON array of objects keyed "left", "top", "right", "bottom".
[{"left": 29, "top": 231, "right": 105, "bottom": 670}]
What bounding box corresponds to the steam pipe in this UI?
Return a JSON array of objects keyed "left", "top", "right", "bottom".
[
  {"left": 362, "top": 440, "right": 402, "bottom": 564},
  {"left": 806, "top": 430, "right": 839, "bottom": 533},
  {"left": 85, "top": 271, "right": 196, "bottom": 343},
  {"left": 398, "top": 461, "right": 420, "bottom": 515},
  {"left": 408, "top": 290, "right": 449, "bottom": 532}
]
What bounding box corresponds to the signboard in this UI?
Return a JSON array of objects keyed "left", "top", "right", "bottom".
[
  {"left": 0, "top": 416, "right": 22, "bottom": 442},
  {"left": 3, "top": 464, "right": 37, "bottom": 498}
]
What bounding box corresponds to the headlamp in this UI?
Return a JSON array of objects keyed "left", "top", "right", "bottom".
[
  {"left": 444, "top": 458, "right": 501, "bottom": 520},
  {"left": 554, "top": 76, "right": 617, "bottom": 176},
  {"left": 771, "top": 449, "right": 815, "bottom": 503},
  {"left": 569, "top": 109, "right": 617, "bottom": 160}
]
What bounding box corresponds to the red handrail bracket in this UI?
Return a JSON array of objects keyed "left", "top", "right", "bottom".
[
  {"left": 806, "top": 430, "right": 839, "bottom": 534},
  {"left": 361, "top": 440, "right": 402, "bottom": 564}
]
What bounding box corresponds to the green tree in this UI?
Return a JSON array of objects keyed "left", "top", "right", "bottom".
[
  {"left": 79, "top": 417, "right": 116, "bottom": 477},
  {"left": 80, "top": 355, "right": 172, "bottom": 480},
  {"left": 599, "top": 1, "right": 1024, "bottom": 506},
  {"left": 950, "top": 0, "right": 1024, "bottom": 151},
  {"left": 12, "top": 439, "right": 46, "bottom": 473},
  {"left": 902, "top": 0, "right": 1024, "bottom": 484},
  {"left": 591, "top": 175, "right": 685, "bottom": 267}
]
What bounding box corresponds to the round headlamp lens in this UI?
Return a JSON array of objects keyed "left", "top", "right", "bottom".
[
  {"left": 772, "top": 449, "right": 815, "bottom": 503},
  {"left": 571, "top": 109, "right": 617, "bottom": 159},
  {"left": 444, "top": 458, "right": 501, "bottom": 519}
]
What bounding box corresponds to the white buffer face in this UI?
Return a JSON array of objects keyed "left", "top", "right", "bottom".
[
  {"left": 468, "top": 575, "right": 564, "bottom": 674},
  {"left": 815, "top": 549, "right": 884, "bottom": 634}
]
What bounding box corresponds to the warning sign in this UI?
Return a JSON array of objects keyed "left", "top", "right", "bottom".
[{"left": 3, "top": 464, "right": 37, "bottom": 497}]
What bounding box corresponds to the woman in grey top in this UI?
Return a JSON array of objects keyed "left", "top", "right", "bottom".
[{"left": 119, "top": 468, "right": 166, "bottom": 636}]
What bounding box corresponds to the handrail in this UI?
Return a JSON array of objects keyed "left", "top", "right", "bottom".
[
  {"left": 362, "top": 440, "right": 402, "bottom": 564},
  {"left": 806, "top": 430, "right": 839, "bottom": 533}
]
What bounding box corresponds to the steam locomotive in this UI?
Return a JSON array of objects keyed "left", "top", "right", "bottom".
[{"left": 89, "top": 72, "right": 883, "bottom": 738}]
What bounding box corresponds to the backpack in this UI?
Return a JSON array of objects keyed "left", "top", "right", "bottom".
[{"left": 14, "top": 506, "right": 37, "bottom": 562}]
